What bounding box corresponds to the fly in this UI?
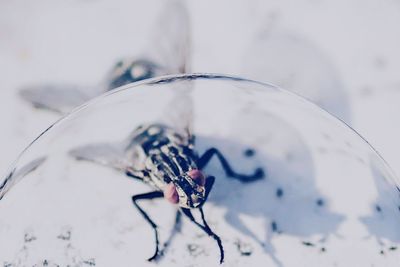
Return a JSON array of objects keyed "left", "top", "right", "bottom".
[
  {"left": 18, "top": 1, "right": 190, "bottom": 114},
  {"left": 70, "top": 123, "right": 265, "bottom": 264}
]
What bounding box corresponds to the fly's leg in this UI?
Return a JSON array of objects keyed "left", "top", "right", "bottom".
[
  {"left": 131, "top": 191, "right": 164, "bottom": 261},
  {"left": 203, "top": 176, "right": 215, "bottom": 204},
  {"left": 181, "top": 207, "right": 224, "bottom": 264},
  {"left": 197, "top": 148, "right": 265, "bottom": 182},
  {"left": 126, "top": 167, "right": 148, "bottom": 181}
]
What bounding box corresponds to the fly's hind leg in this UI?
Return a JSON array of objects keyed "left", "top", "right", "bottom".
[
  {"left": 131, "top": 191, "right": 164, "bottom": 261},
  {"left": 197, "top": 148, "right": 265, "bottom": 182}
]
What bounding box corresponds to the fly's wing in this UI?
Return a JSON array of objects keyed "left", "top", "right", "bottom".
[
  {"left": 159, "top": 80, "right": 194, "bottom": 146},
  {"left": 0, "top": 156, "right": 47, "bottom": 200},
  {"left": 19, "top": 84, "right": 101, "bottom": 114},
  {"left": 148, "top": 0, "right": 193, "bottom": 141},
  {"left": 142, "top": 0, "right": 191, "bottom": 74},
  {"left": 69, "top": 142, "right": 135, "bottom": 172},
  {"left": 157, "top": 0, "right": 193, "bottom": 140},
  {"left": 69, "top": 123, "right": 150, "bottom": 174}
]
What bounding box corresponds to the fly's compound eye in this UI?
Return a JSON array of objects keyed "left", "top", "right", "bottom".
[
  {"left": 164, "top": 183, "right": 179, "bottom": 204},
  {"left": 187, "top": 169, "right": 206, "bottom": 186}
]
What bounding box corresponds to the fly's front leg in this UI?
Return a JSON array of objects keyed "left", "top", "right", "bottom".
[
  {"left": 203, "top": 176, "right": 215, "bottom": 204},
  {"left": 181, "top": 207, "right": 224, "bottom": 264},
  {"left": 197, "top": 148, "right": 265, "bottom": 182},
  {"left": 131, "top": 191, "right": 164, "bottom": 261},
  {"left": 125, "top": 167, "right": 148, "bottom": 181}
]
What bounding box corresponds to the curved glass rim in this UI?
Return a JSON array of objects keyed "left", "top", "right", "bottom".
[{"left": 2, "top": 72, "right": 398, "bottom": 188}]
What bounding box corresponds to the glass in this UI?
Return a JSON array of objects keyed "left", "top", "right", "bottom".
[{"left": 1, "top": 74, "right": 399, "bottom": 266}]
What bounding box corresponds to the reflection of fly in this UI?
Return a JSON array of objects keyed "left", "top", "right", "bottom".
[{"left": 73, "top": 123, "right": 265, "bottom": 264}]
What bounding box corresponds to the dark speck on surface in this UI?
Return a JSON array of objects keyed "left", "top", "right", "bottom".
[
  {"left": 234, "top": 239, "right": 253, "bottom": 256},
  {"left": 271, "top": 221, "right": 278, "bottom": 233},
  {"left": 57, "top": 230, "right": 71, "bottom": 241},
  {"left": 83, "top": 259, "right": 96, "bottom": 266},
  {"left": 389, "top": 246, "right": 397, "bottom": 251},
  {"left": 302, "top": 241, "right": 315, "bottom": 247},
  {"left": 316, "top": 198, "right": 324, "bottom": 206},
  {"left": 321, "top": 247, "right": 326, "bottom": 252},
  {"left": 276, "top": 188, "right": 284, "bottom": 198},
  {"left": 380, "top": 250, "right": 385, "bottom": 255},
  {"left": 376, "top": 205, "right": 382, "bottom": 212},
  {"left": 187, "top": 244, "right": 205, "bottom": 257},
  {"left": 244, "top": 148, "right": 255, "bottom": 157},
  {"left": 24, "top": 232, "right": 37, "bottom": 243}
]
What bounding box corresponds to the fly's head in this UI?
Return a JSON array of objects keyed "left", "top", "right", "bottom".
[
  {"left": 164, "top": 169, "right": 207, "bottom": 209},
  {"left": 107, "top": 59, "right": 160, "bottom": 90}
]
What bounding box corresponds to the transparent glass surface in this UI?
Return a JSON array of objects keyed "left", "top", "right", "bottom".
[{"left": 1, "top": 74, "right": 400, "bottom": 266}]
